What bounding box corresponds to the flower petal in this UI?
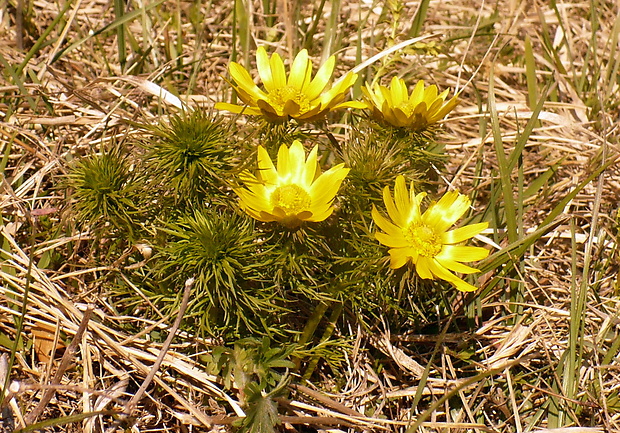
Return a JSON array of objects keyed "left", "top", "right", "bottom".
[
  {"left": 286, "top": 140, "right": 307, "bottom": 183},
  {"left": 333, "top": 100, "right": 368, "bottom": 110},
  {"left": 376, "top": 232, "right": 410, "bottom": 248},
  {"left": 427, "top": 259, "right": 478, "bottom": 292},
  {"left": 423, "top": 191, "right": 470, "bottom": 232},
  {"left": 276, "top": 142, "right": 290, "bottom": 176},
  {"left": 435, "top": 256, "right": 481, "bottom": 274},
  {"left": 393, "top": 175, "right": 412, "bottom": 222},
  {"left": 283, "top": 99, "right": 301, "bottom": 117},
  {"left": 438, "top": 245, "right": 489, "bottom": 262},
  {"left": 214, "top": 102, "right": 262, "bottom": 115},
  {"left": 383, "top": 184, "right": 403, "bottom": 227},
  {"left": 288, "top": 49, "right": 311, "bottom": 89},
  {"left": 256, "top": 46, "right": 275, "bottom": 91},
  {"left": 257, "top": 146, "right": 278, "bottom": 184},
  {"left": 409, "top": 80, "right": 425, "bottom": 105},
  {"left": 423, "top": 84, "right": 438, "bottom": 105},
  {"left": 308, "top": 165, "right": 349, "bottom": 206},
  {"left": 269, "top": 51, "right": 287, "bottom": 89},
  {"left": 415, "top": 256, "right": 434, "bottom": 279},
  {"left": 388, "top": 77, "right": 406, "bottom": 106},
  {"left": 442, "top": 222, "right": 488, "bottom": 244},
  {"left": 256, "top": 98, "right": 282, "bottom": 117},
  {"left": 303, "top": 145, "right": 319, "bottom": 187},
  {"left": 372, "top": 206, "right": 404, "bottom": 238},
  {"left": 306, "top": 55, "right": 335, "bottom": 100},
  {"left": 388, "top": 248, "right": 411, "bottom": 269}
]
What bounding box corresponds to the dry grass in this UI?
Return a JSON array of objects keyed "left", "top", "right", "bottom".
[{"left": 1, "top": 0, "right": 620, "bottom": 431}]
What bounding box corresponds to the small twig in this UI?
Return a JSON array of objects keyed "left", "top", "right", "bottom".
[
  {"left": 15, "top": 0, "right": 23, "bottom": 50},
  {"left": 288, "top": 384, "right": 364, "bottom": 418},
  {"left": 121, "top": 277, "right": 194, "bottom": 421},
  {"left": 199, "top": 414, "right": 356, "bottom": 428},
  {"left": 25, "top": 306, "right": 94, "bottom": 424}
]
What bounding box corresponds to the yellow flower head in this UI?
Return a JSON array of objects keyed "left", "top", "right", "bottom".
[
  {"left": 362, "top": 77, "right": 459, "bottom": 130},
  {"left": 235, "top": 140, "right": 349, "bottom": 228},
  {"left": 215, "top": 47, "right": 365, "bottom": 122},
  {"left": 372, "top": 176, "right": 489, "bottom": 292}
]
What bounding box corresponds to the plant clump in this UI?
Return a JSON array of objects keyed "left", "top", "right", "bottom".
[{"left": 62, "top": 46, "right": 485, "bottom": 432}]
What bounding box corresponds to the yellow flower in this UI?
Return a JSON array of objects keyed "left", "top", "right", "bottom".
[
  {"left": 235, "top": 140, "right": 349, "bottom": 228},
  {"left": 372, "top": 176, "right": 488, "bottom": 292},
  {"left": 362, "top": 77, "right": 459, "bottom": 130},
  {"left": 215, "top": 46, "right": 364, "bottom": 122}
]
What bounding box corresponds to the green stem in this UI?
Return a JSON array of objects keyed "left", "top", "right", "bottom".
[
  {"left": 302, "top": 302, "right": 343, "bottom": 380},
  {"left": 293, "top": 300, "right": 331, "bottom": 370}
]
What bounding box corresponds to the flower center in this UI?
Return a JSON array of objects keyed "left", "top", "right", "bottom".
[
  {"left": 403, "top": 223, "right": 442, "bottom": 257},
  {"left": 270, "top": 184, "right": 311, "bottom": 215},
  {"left": 268, "top": 86, "right": 311, "bottom": 113}
]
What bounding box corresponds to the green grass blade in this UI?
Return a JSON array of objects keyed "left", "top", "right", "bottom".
[
  {"left": 523, "top": 157, "right": 564, "bottom": 199},
  {"left": 407, "top": 0, "right": 430, "bottom": 38},
  {"left": 0, "top": 53, "right": 37, "bottom": 111},
  {"left": 479, "top": 155, "right": 617, "bottom": 276},
  {"left": 303, "top": 0, "right": 327, "bottom": 51},
  {"left": 12, "top": 411, "right": 119, "bottom": 433},
  {"left": 52, "top": 0, "right": 166, "bottom": 64},
  {"left": 114, "top": 0, "right": 126, "bottom": 70},
  {"left": 488, "top": 66, "right": 518, "bottom": 244},
  {"left": 16, "top": 0, "right": 74, "bottom": 76},
  {"left": 524, "top": 34, "right": 538, "bottom": 110}
]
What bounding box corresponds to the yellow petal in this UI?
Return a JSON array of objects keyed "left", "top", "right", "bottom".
[
  {"left": 308, "top": 165, "right": 349, "bottom": 205},
  {"left": 318, "top": 72, "right": 356, "bottom": 107},
  {"left": 423, "top": 191, "right": 470, "bottom": 232},
  {"left": 306, "top": 207, "right": 333, "bottom": 222},
  {"left": 214, "top": 102, "right": 261, "bottom": 115},
  {"left": 332, "top": 100, "right": 368, "bottom": 110},
  {"left": 423, "top": 84, "right": 438, "bottom": 105},
  {"left": 288, "top": 49, "right": 311, "bottom": 89},
  {"left": 438, "top": 245, "right": 489, "bottom": 262},
  {"left": 295, "top": 210, "right": 314, "bottom": 221},
  {"left": 376, "top": 232, "right": 410, "bottom": 248},
  {"left": 435, "top": 256, "right": 480, "bottom": 275},
  {"left": 283, "top": 99, "right": 301, "bottom": 117},
  {"left": 383, "top": 108, "right": 403, "bottom": 127},
  {"left": 371, "top": 206, "right": 403, "bottom": 238},
  {"left": 410, "top": 80, "right": 425, "bottom": 105},
  {"left": 428, "top": 259, "right": 478, "bottom": 292},
  {"left": 393, "top": 175, "right": 412, "bottom": 222},
  {"left": 426, "top": 98, "right": 447, "bottom": 121},
  {"left": 303, "top": 145, "right": 319, "bottom": 187},
  {"left": 388, "top": 248, "right": 411, "bottom": 269},
  {"left": 442, "top": 222, "right": 488, "bottom": 244},
  {"left": 256, "top": 98, "right": 283, "bottom": 117},
  {"left": 257, "top": 210, "right": 281, "bottom": 222},
  {"left": 379, "top": 85, "right": 393, "bottom": 106},
  {"left": 390, "top": 77, "right": 407, "bottom": 105},
  {"left": 229, "top": 62, "right": 264, "bottom": 101},
  {"left": 306, "top": 55, "right": 335, "bottom": 100},
  {"left": 287, "top": 140, "right": 307, "bottom": 183},
  {"left": 276, "top": 142, "right": 290, "bottom": 176},
  {"left": 256, "top": 46, "right": 275, "bottom": 92},
  {"left": 295, "top": 104, "right": 324, "bottom": 121},
  {"left": 432, "top": 95, "right": 459, "bottom": 121},
  {"left": 393, "top": 107, "right": 412, "bottom": 127},
  {"left": 383, "top": 184, "right": 404, "bottom": 227},
  {"left": 437, "top": 88, "right": 450, "bottom": 101},
  {"left": 415, "top": 256, "right": 434, "bottom": 279},
  {"left": 269, "top": 51, "right": 287, "bottom": 89},
  {"left": 413, "top": 101, "right": 428, "bottom": 116},
  {"left": 257, "top": 146, "right": 278, "bottom": 184},
  {"left": 363, "top": 84, "right": 385, "bottom": 110}
]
